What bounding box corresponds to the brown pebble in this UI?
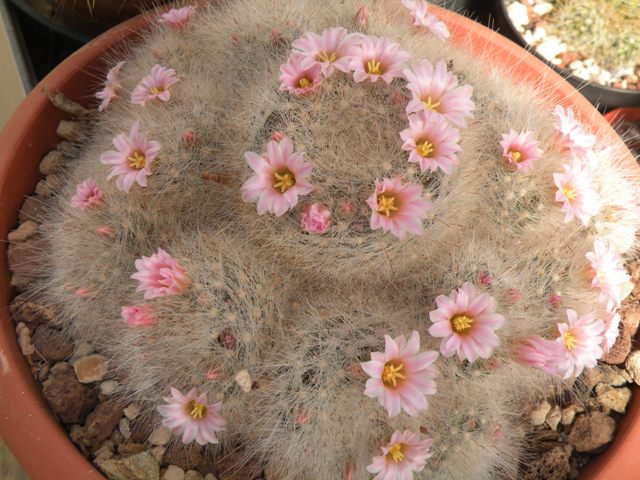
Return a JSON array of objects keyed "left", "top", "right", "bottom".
[
  {"left": 163, "top": 443, "right": 205, "bottom": 472},
  {"left": 9, "top": 296, "right": 57, "bottom": 330},
  {"left": 31, "top": 325, "right": 74, "bottom": 361},
  {"left": 568, "top": 412, "right": 616, "bottom": 452},
  {"left": 19, "top": 196, "right": 50, "bottom": 223},
  {"left": 42, "top": 363, "right": 98, "bottom": 424},
  {"left": 56, "top": 120, "right": 84, "bottom": 142},
  {"left": 118, "top": 443, "right": 148, "bottom": 455},
  {"left": 47, "top": 90, "right": 91, "bottom": 116},
  {"left": 7, "top": 237, "right": 45, "bottom": 278},
  {"left": 521, "top": 444, "right": 572, "bottom": 480},
  {"left": 621, "top": 302, "right": 640, "bottom": 337},
  {"left": 7, "top": 220, "right": 38, "bottom": 242},
  {"left": 601, "top": 331, "right": 632, "bottom": 365},
  {"left": 84, "top": 400, "right": 124, "bottom": 449},
  {"left": 216, "top": 450, "right": 263, "bottom": 480},
  {"left": 130, "top": 417, "right": 154, "bottom": 443},
  {"left": 39, "top": 150, "right": 66, "bottom": 175}
]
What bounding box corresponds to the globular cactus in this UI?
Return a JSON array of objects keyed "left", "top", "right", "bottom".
[{"left": 27, "top": 0, "right": 640, "bottom": 479}]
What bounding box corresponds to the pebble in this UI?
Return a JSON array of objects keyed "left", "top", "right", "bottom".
[
  {"left": 124, "top": 404, "right": 141, "bottom": 420},
  {"left": 507, "top": 2, "right": 529, "bottom": 28},
  {"left": 56, "top": 120, "right": 84, "bottom": 142},
  {"left": 98, "top": 452, "right": 160, "bottom": 480},
  {"left": 151, "top": 446, "right": 166, "bottom": 463},
  {"left": 42, "top": 362, "right": 97, "bottom": 424},
  {"left": 149, "top": 426, "right": 172, "bottom": 446},
  {"left": 235, "top": 369, "right": 253, "bottom": 393},
  {"left": 521, "top": 444, "right": 571, "bottom": 480},
  {"left": 602, "top": 332, "right": 632, "bottom": 365},
  {"left": 119, "top": 418, "right": 132, "bottom": 440},
  {"left": 184, "top": 471, "right": 204, "bottom": 480},
  {"left": 47, "top": 91, "right": 90, "bottom": 116},
  {"left": 532, "top": 1, "right": 553, "bottom": 16},
  {"left": 84, "top": 400, "right": 124, "bottom": 448},
  {"left": 561, "top": 407, "right": 577, "bottom": 426},
  {"left": 35, "top": 175, "right": 63, "bottom": 197},
  {"left": 163, "top": 466, "right": 185, "bottom": 480},
  {"left": 8, "top": 238, "right": 43, "bottom": 278},
  {"left": 8, "top": 220, "right": 38, "bottom": 242},
  {"left": 621, "top": 304, "right": 640, "bottom": 337},
  {"left": 39, "top": 150, "right": 65, "bottom": 175},
  {"left": 568, "top": 412, "right": 616, "bottom": 452},
  {"left": 625, "top": 350, "right": 640, "bottom": 385},
  {"left": 74, "top": 354, "right": 108, "bottom": 383},
  {"left": 162, "top": 443, "right": 204, "bottom": 472},
  {"left": 72, "top": 342, "right": 95, "bottom": 361},
  {"left": 531, "top": 400, "right": 552, "bottom": 426},
  {"left": 595, "top": 384, "right": 632, "bottom": 414},
  {"left": 535, "top": 36, "right": 567, "bottom": 60},
  {"left": 204, "top": 475, "right": 219, "bottom": 480},
  {"left": 546, "top": 405, "right": 562, "bottom": 431},
  {"left": 100, "top": 380, "right": 119, "bottom": 396},
  {"left": 119, "top": 443, "right": 147, "bottom": 455},
  {"left": 15, "top": 322, "right": 35, "bottom": 355},
  {"left": 31, "top": 325, "right": 74, "bottom": 362},
  {"left": 9, "top": 297, "right": 56, "bottom": 329}
]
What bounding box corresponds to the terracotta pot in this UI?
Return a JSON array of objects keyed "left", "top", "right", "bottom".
[{"left": 0, "top": 5, "right": 637, "bottom": 479}]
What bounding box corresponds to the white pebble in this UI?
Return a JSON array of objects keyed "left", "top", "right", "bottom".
[
  {"left": 235, "top": 369, "right": 253, "bottom": 393},
  {"left": 531, "top": 400, "right": 552, "bottom": 426},
  {"left": 99, "top": 380, "right": 119, "bottom": 396},
  {"left": 124, "top": 404, "right": 140, "bottom": 420},
  {"left": 118, "top": 418, "right": 131, "bottom": 440},
  {"left": 535, "top": 37, "right": 567, "bottom": 61},
  {"left": 533, "top": 1, "right": 553, "bottom": 16},
  {"left": 163, "top": 465, "right": 185, "bottom": 480},
  {"left": 507, "top": 2, "right": 529, "bottom": 28},
  {"left": 149, "top": 425, "right": 172, "bottom": 446}
]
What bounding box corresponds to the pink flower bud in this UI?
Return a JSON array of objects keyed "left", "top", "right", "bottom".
[
  {"left": 301, "top": 203, "right": 331, "bottom": 234},
  {"left": 477, "top": 271, "right": 493, "bottom": 286},
  {"left": 353, "top": 5, "right": 368, "bottom": 29},
  {"left": 339, "top": 200, "right": 355, "bottom": 216},
  {"left": 506, "top": 288, "right": 522, "bottom": 303},
  {"left": 121, "top": 305, "right": 157, "bottom": 327},
  {"left": 206, "top": 366, "right": 223, "bottom": 380},
  {"left": 95, "top": 225, "right": 115, "bottom": 238},
  {"left": 344, "top": 463, "right": 354, "bottom": 480},
  {"left": 220, "top": 328, "right": 235, "bottom": 349},
  {"left": 231, "top": 33, "right": 240, "bottom": 44},
  {"left": 182, "top": 129, "right": 196, "bottom": 145},
  {"left": 549, "top": 293, "right": 561, "bottom": 308},
  {"left": 271, "top": 131, "right": 284, "bottom": 142},
  {"left": 294, "top": 408, "right": 309, "bottom": 425},
  {"left": 271, "top": 28, "right": 286, "bottom": 47},
  {"left": 75, "top": 287, "right": 94, "bottom": 298}
]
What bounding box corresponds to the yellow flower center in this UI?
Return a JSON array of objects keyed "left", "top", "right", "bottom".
[
  {"left": 273, "top": 170, "right": 296, "bottom": 193},
  {"left": 451, "top": 314, "right": 474, "bottom": 334},
  {"left": 563, "top": 330, "right": 577, "bottom": 351},
  {"left": 381, "top": 361, "right": 406, "bottom": 387},
  {"left": 377, "top": 194, "right": 399, "bottom": 217},
  {"left": 127, "top": 151, "right": 146, "bottom": 170},
  {"left": 422, "top": 96, "right": 441, "bottom": 112},
  {"left": 366, "top": 59, "right": 382, "bottom": 75},
  {"left": 387, "top": 443, "right": 405, "bottom": 463},
  {"left": 416, "top": 139, "right": 435, "bottom": 158},
  {"left": 510, "top": 150, "right": 523, "bottom": 163},
  {"left": 317, "top": 50, "right": 337, "bottom": 63},
  {"left": 187, "top": 400, "right": 207, "bottom": 420},
  {"left": 562, "top": 186, "right": 577, "bottom": 202},
  {"left": 298, "top": 77, "right": 312, "bottom": 88},
  {"left": 150, "top": 86, "right": 165, "bottom": 95}
]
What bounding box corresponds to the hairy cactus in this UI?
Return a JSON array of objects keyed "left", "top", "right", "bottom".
[{"left": 26, "top": 0, "right": 640, "bottom": 479}]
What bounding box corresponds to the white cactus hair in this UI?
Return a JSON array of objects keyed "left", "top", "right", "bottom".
[{"left": 23, "top": 0, "right": 640, "bottom": 478}]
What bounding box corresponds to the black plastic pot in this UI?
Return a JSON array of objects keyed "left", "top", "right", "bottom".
[{"left": 489, "top": 0, "right": 640, "bottom": 110}]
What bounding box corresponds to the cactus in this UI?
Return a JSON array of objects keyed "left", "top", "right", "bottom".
[{"left": 26, "top": 0, "right": 640, "bottom": 479}]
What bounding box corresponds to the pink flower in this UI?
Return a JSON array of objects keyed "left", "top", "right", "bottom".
[
  {"left": 552, "top": 105, "right": 596, "bottom": 157},
  {"left": 291, "top": 28, "right": 359, "bottom": 77},
  {"left": 586, "top": 238, "right": 632, "bottom": 311},
  {"left": 353, "top": 5, "right": 368, "bottom": 29},
  {"left": 555, "top": 309, "right": 604, "bottom": 379},
  {"left": 301, "top": 203, "right": 331, "bottom": 234},
  {"left": 367, "top": 429, "right": 433, "bottom": 480},
  {"left": 131, "top": 248, "right": 191, "bottom": 299},
  {"left": 71, "top": 178, "right": 104, "bottom": 210},
  {"left": 100, "top": 122, "right": 161, "bottom": 192},
  {"left": 428, "top": 282, "right": 506, "bottom": 363},
  {"left": 399, "top": 111, "right": 461, "bottom": 174},
  {"left": 95, "top": 225, "right": 115, "bottom": 238},
  {"left": 121, "top": 305, "right": 157, "bottom": 327},
  {"left": 401, "top": 0, "right": 450, "bottom": 41},
  {"left": 279, "top": 54, "right": 323, "bottom": 95},
  {"left": 157, "top": 387, "right": 225, "bottom": 445},
  {"left": 241, "top": 137, "right": 314, "bottom": 216},
  {"left": 404, "top": 60, "right": 474, "bottom": 127},
  {"left": 96, "top": 61, "right": 125, "bottom": 112},
  {"left": 131, "top": 64, "right": 180, "bottom": 106},
  {"left": 602, "top": 311, "right": 621, "bottom": 353},
  {"left": 514, "top": 336, "right": 565, "bottom": 376},
  {"left": 367, "top": 178, "right": 431, "bottom": 239},
  {"left": 499, "top": 129, "right": 543, "bottom": 173},
  {"left": 361, "top": 331, "right": 438, "bottom": 418},
  {"left": 159, "top": 6, "right": 195, "bottom": 29},
  {"left": 553, "top": 162, "right": 601, "bottom": 225},
  {"left": 349, "top": 36, "right": 410, "bottom": 84}
]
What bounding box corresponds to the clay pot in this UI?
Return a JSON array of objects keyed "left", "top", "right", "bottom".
[{"left": 0, "top": 5, "right": 637, "bottom": 479}]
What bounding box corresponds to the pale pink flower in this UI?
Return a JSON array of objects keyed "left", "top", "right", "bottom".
[
  {"left": 428, "top": 282, "right": 505, "bottom": 363},
  {"left": 367, "top": 178, "right": 431, "bottom": 240},
  {"left": 353, "top": 5, "right": 368, "bottom": 29},
  {"left": 100, "top": 122, "right": 161, "bottom": 192},
  {"left": 71, "top": 178, "right": 104, "bottom": 210},
  {"left": 602, "top": 310, "right": 621, "bottom": 353},
  {"left": 158, "top": 388, "right": 225, "bottom": 445},
  {"left": 159, "top": 6, "right": 195, "bottom": 29},
  {"left": 553, "top": 162, "right": 601, "bottom": 226},
  {"left": 499, "top": 129, "right": 543, "bottom": 173},
  {"left": 292, "top": 28, "right": 359, "bottom": 77},
  {"left": 513, "top": 336, "right": 565, "bottom": 376},
  {"left": 399, "top": 111, "right": 461, "bottom": 174},
  {"left": 367, "top": 429, "right": 433, "bottom": 480},
  {"left": 96, "top": 61, "right": 125, "bottom": 112},
  {"left": 301, "top": 203, "right": 331, "bottom": 234},
  {"left": 121, "top": 305, "right": 157, "bottom": 327},
  {"left": 241, "top": 137, "right": 314, "bottom": 216},
  {"left": 586, "top": 238, "right": 632, "bottom": 311},
  {"left": 279, "top": 54, "right": 323, "bottom": 95},
  {"left": 95, "top": 225, "right": 115, "bottom": 239},
  {"left": 350, "top": 35, "right": 410, "bottom": 84},
  {"left": 404, "top": 60, "right": 474, "bottom": 127},
  {"left": 361, "top": 331, "right": 438, "bottom": 418},
  {"left": 131, "top": 248, "right": 191, "bottom": 299},
  {"left": 131, "top": 65, "right": 180, "bottom": 106},
  {"left": 401, "top": 0, "right": 450, "bottom": 40},
  {"left": 555, "top": 309, "right": 604, "bottom": 379},
  {"left": 552, "top": 105, "right": 596, "bottom": 157}
]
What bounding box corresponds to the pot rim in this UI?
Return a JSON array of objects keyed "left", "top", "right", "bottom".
[{"left": 0, "top": 4, "right": 637, "bottom": 479}]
